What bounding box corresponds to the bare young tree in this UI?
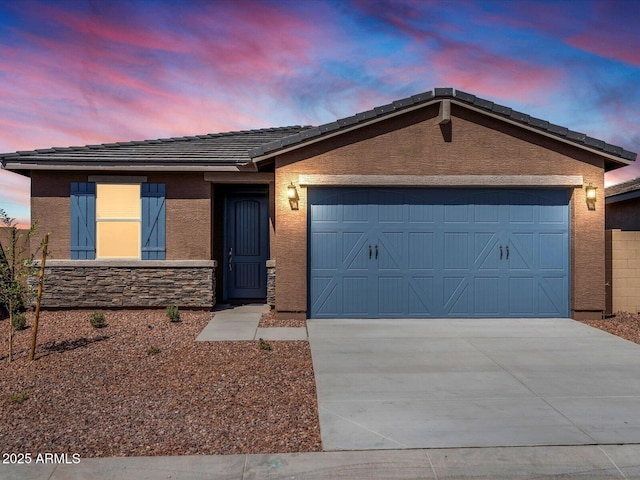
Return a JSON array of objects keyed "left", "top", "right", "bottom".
[{"left": 0, "top": 209, "right": 39, "bottom": 362}]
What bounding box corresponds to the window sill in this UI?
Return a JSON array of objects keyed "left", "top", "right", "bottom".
[{"left": 40, "top": 259, "right": 218, "bottom": 268}]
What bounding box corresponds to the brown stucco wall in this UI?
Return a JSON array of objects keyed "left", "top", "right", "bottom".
[
  {"left": 30, "top": 171, "right": 211, "bottom": 260},
  {"left": 606, "top": 198, "right": 640, "bottom": 230},
  {"left": 274, "top": 104, "right": 606, "bottom": 318}
]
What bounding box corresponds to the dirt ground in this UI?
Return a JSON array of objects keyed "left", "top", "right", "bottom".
[{"left": 0, "top": 310, "right": 321, "bottom": 457}]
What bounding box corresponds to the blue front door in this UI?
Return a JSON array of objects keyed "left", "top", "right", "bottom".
[
  {"left": 224, "top": 192, "right": 269, "bottom": 300},
  {"left": 309, "top": 188, "right": 570, "bottom": 318}
]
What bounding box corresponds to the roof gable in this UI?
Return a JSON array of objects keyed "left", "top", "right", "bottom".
[{"left": 249, "top": 88, "right": 636, "bottom": 171}]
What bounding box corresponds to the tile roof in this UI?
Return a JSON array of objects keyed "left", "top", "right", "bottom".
[
  {"left": 249, "top": 88, "right": 637, "bottom": 169},
  {"left": 606, "top": 177, "right": 640, "bottom": 198},
  {"left": 0, "top": 126, "right": 311, "bottom": 170}
]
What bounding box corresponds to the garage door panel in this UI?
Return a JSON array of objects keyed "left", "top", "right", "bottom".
[
  {"left": 408, "top": 277, "right": 435, "bottom": 315},
  {"left": 310, "top": 203, "right": 338, "bottom": 222},
  {"left": 343, "top": 232, "right": 369, "bottom": 270},
  {"left": 538, "top": 278, "right": 566, "bottom": 315},
  {"left": 444, "top": 232, "right": 469, "bottom": 269},
  {"left": 409, "top": 232, "right": 434, "bottom": 269},
  {"left": 309, "top": 187, "right": 569, "bottom": 318},
  {"left": 509, "top": 204, "right": 535, "bottom": 224},
  {"left": 343, "top": 277, "right": 369, "bottom": 315},
  {"left": 311, "top": 277, "right": 338, "bottom": 316},
  {"left": 378, "top": 232, "right": 404, "bottom": 270},
  {"left": 377, "top": 192, "right": 405, "bottom": 222},
  {"left": 539, "top": 206, "right": 566, "bottom": 224},
  {"left": 378, "top": 277, "right": 405, "bottom": 315},
  {"left": 475, "top": 277, "right": 501, "bottom": 314},
  {"left": 311, "top": 232, "right": 338, "bottom": 269},
  {"left": 474, "top": 232, "right": 500, "bottom": 270},
  {"left": 444, "top": 279, "right": 471, "bottom": 315},
  {"left": 444, "top": 203, "right": 469, "bottom": 222},
  {"left": 343, "top": 202, "right": 369, "bottom": 223},
  {"left": 409, "top": 203, "right": 435, "bottom": 223},
  {"left": 509, "top": 233, "right": 535, "bottom": 270},
  {"left": 539, "top": 233, "right": 567, "bottom": 270},
  {"left": 473, "top": 201, "right": 500, "bottom": 223},
  {"left": 509, "top": 277, "right": 535, "bottom": 315}
]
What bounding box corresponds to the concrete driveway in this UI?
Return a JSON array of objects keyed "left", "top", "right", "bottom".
[{"left": 308, "top": 318, "right": 640, "bottom": 451}]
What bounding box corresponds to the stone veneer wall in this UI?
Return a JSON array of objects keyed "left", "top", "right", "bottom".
[
  {"left": 266, "top": 260, "right": 276, "bottom": 307},
  {"left": 37, "top": 260, "right": 216, "bottom": 308}
]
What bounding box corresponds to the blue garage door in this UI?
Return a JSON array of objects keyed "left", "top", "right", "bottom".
[{"left": 309, "top": 187, "right": 570, "bottom": 318}]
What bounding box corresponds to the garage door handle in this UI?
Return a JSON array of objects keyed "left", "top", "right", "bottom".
[
  {"left": 506, "top": 245, "right": 509, "bottom": 260},
  {"left": 369, "top": 245, "right": 372, "bottom": 259},
  {"left": 500, "top": 245, "right": 503, "bottom": 260},
  {"left": 375, "top": 245, "right": 379, "bottom": 260}
]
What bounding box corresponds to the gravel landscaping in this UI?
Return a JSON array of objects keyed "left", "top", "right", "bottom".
[
  {"left": 2, "top": 308, "right": 640, "bottom": 459},
  {"left": 258, "top": 309, "right": 306, "bottom": 328},
  {"left": 0, "top": 310, "right": 321, "bottom": 457},
  {"left": 576, "top": 311, "right": 640, "bottom": 344}
]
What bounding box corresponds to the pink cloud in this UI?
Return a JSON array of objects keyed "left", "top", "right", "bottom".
[
  {"left": 183, "top": 1, "right": 334, "bottom": 89},
  {"left": 0, "top": 170, "right": 30, "bottom": 206},
  {"left": 34, "top": 3, "right": 190, "bottom": 54},
  {"left": 430, "top": 41, "right": 563, "bottom": 104},
  {"left": 477, "top": 1, "right": 640, "bottom": 68},
  {"left": 0, "top": 0, "right": 343, "bottom": 156},
  {"left": 568, "top": 33, "right": 640, "bottom": 67}
]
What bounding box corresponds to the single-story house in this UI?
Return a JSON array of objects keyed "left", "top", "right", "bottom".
[{"left": 1, "top": 88, "right": 637, "bottom": 320}]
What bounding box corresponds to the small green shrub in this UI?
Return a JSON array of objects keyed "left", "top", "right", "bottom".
[
  {"left": 8, "top": 391, "right": 29, "bottom": 404},
  {"left": 11, "top": 312, "right": 27, "bottom": 331},
  {"left": 258, "top": 338, "right": 272, "bottom": 351},
  {"left": 89, "top": 311, "right": 106, "bottom": 329},
  {"left": 166, "top": 305, "right": 181, "bottom": 323},
  {"left": 146, "top": 346, "right": 160, "bottom": 356}
]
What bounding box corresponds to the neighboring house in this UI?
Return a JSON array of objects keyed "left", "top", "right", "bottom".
[
  {"left": 606, "top": 178, "right": 640, "bottom": 230},
  {"left": 1, "top": 88, "right": 637, "bottom": 320},
  {"left": 605, "top": 178, "right": 640, "bottom": 315}
]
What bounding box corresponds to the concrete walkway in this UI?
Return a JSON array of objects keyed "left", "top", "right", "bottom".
[
  {"left": 6, "top": 445, "right": 640, "bottom": 479},
  {"left": 195, "top": 304, "right": 307, "bottom": 341},
  {"left": 308, "top": 317, "right": 640, "bottom": 452}
]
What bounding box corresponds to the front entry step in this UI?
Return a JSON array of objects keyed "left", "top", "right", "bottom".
[{"left": 196, "top": 305, "right": 307, "bottom": 341}]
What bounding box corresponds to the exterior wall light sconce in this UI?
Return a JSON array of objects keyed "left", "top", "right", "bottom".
[
  {"left": 585, "top": 183, "right": 597, "bottom": 210},
  {"left": 287, "top": 182, "right": 299, "bottom": 210}
]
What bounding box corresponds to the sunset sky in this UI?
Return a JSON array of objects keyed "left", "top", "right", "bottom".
[{"left": 1, "top": 0, "right": 639, "bottom": 226}]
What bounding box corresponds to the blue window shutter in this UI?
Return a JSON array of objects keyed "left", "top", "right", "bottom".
[
  {"left": 70, "top": 182, "right": 96, "bottom": 259},
  {"left": 141, "top": 184, "right": 166, "bottom": 260}
]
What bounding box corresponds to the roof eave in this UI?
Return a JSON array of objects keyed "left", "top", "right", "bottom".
[
  {"left": 605, "top": 189, "right": 640, "bottom": 204},
  {"left": 455, "top": 101, "right": 633, "bottom": 172},
  {"left": 1, "top": 162, "right": 254, "bottom": 172}
]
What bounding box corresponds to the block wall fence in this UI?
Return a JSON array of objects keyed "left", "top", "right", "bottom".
[{"left": 606, "top": 230, "right": 640, "bottom": 315}]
